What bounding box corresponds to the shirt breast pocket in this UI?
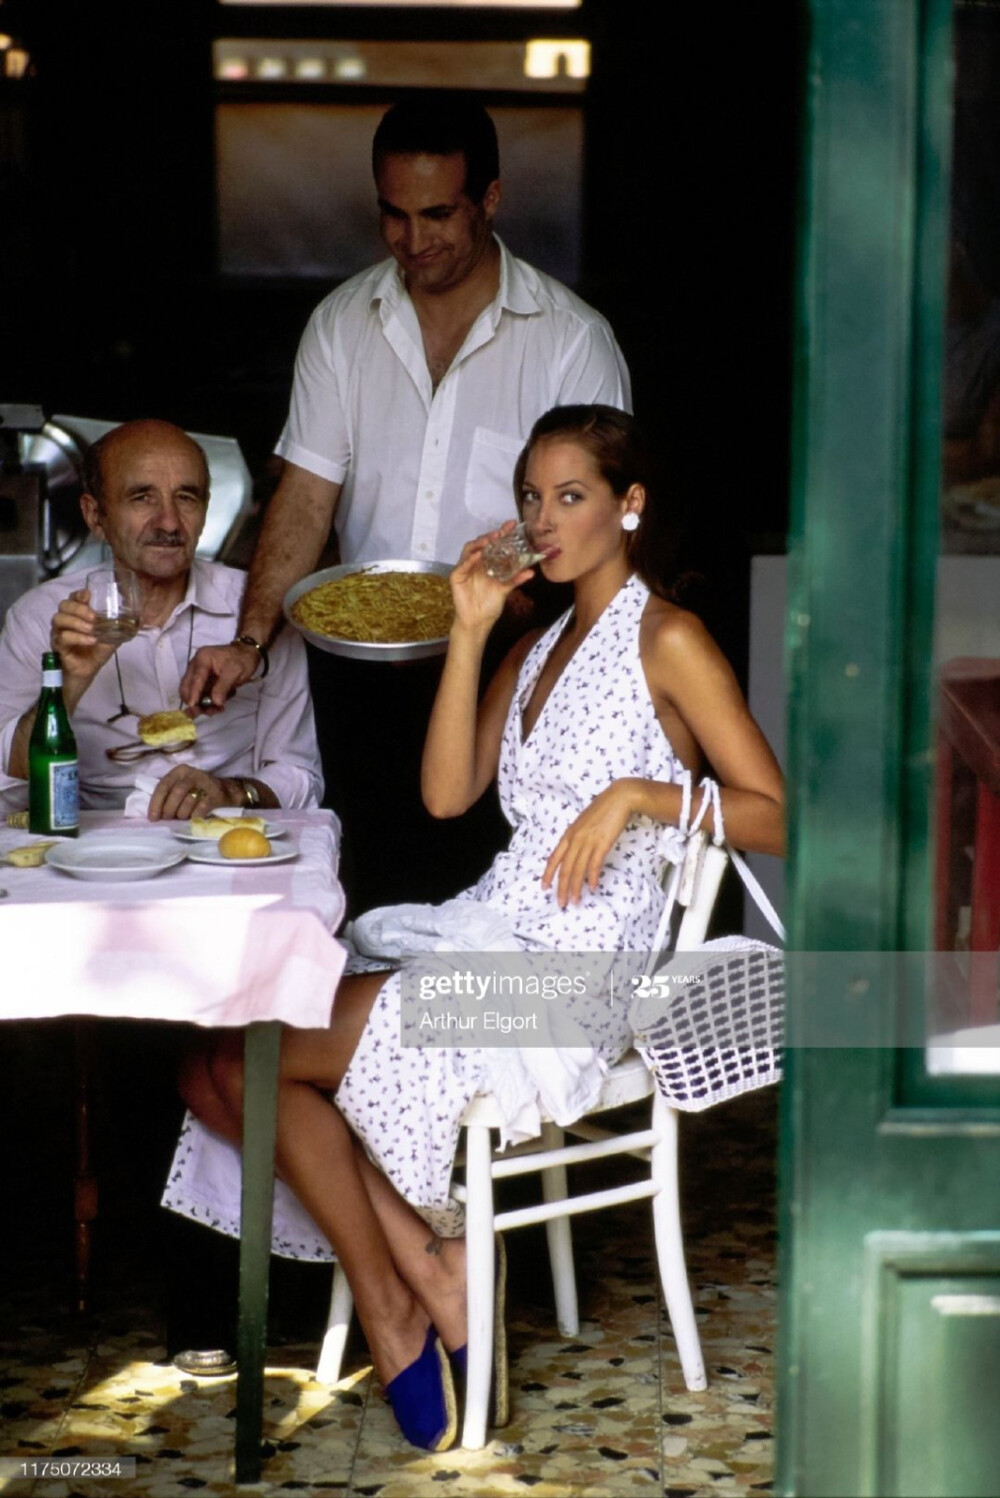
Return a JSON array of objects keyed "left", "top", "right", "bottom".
[
  {"left": 464, "top": 427, "right": 524, "bottom": 526},
  {"left": 197, "top": 680, "right": 262, "bottom": 769}
]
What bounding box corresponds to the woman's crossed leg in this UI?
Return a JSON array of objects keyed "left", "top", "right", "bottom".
[{"left": 178, "top": 971, "right": 467, "bottom": 1394}]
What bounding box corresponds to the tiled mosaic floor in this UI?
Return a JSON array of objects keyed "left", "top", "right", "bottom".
[{"left": 0, "top": 1089, "right": 777, "bottom": 1497}]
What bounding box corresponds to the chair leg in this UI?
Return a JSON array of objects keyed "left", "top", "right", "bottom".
[
  {"left": 462, "top": 1122, "right": 496, "bottom": 1449},
  {"left": 540, "top": 1123, "right": 579, "bottom": 1336},
  {"left": 650, "top": 1094, "right": 707, "bottom": 1391},
  {"left": 316, "top": 1262, "right": 353, "bottom": 1384}
]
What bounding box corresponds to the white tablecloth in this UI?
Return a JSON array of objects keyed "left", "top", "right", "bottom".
[
  {"left": 0, "top": 807, "right": 349, "bottom": 1481},
  {"left": 0, "top": 810, "right": 347, "bottom": 1025}
]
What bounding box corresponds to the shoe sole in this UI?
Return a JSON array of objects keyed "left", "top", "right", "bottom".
[
  {"left": 493, "top": 1234, "right": 509, "bottom": 1428},
  {"left": 432, "top": 1334, "right": 459, "bottom": 1452}
]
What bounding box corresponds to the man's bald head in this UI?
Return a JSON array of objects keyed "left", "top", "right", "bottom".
[
  {"left": 79, "top": 419, "right": 211, "bottom": 587},
  {"left": 83, "top": 420, "right": 210, "bottom": 513}
]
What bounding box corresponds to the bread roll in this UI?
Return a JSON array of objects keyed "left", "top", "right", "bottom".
[{"left": 218, "top": 827, "right": 271, "bottom": 859}]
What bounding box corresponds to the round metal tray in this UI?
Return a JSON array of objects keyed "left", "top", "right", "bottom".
[{"left": 283, "top": 559, "right": 453, "bottom": 662}]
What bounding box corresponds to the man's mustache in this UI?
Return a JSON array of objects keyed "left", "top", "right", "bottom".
[{"left": 143, "top": 532, "right": 186, "bottom": 547}]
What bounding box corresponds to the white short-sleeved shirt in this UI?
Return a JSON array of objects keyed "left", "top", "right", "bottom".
[
  {"left": 0, "top": 561, "right": 324, "bottom": 812},
  {"left": 275, "top": 237, "right": 632, "bottom": 565}
]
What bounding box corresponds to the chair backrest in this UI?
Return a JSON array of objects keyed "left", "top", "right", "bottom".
[
  {"left": 644, "top": 830, "right": 729, "bottom": 976},
  {"left": 675, "top": 839, "right": 729, "bottom": 951}
]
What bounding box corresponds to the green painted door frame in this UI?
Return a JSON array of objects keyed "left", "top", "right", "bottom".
[{"left": 778, "top": 2, "right": 1000, "bottom": 1494}]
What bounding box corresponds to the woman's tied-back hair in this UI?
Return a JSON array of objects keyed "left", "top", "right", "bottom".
[
  {"left": 372, "top": 97, "right": 500, "bottom": 204},
  {"left": 513, "top": 405, "right": 680, "bottom": 600}
]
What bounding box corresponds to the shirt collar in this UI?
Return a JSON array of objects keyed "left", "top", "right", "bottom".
[
  {"left": 494, "top": 237, "right": 540, "bottom": 317},
  {"left": 371, "top": 256, "right": 407, "bottom": 313},
  {"left": 164, "top": 559, "right": 232, "bottom": 629},
  {"left": 370, "top": 235, "right": 541, "bottom": 321}
]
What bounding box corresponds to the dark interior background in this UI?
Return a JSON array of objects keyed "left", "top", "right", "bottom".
[{"left": 1, "top": 0, "right": 801, "bottom": 653}]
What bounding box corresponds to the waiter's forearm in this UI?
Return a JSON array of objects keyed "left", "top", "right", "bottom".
[
  {"left": 7, "top": 707, "right": 38, "bottom": 781},
  {"left": 239, "top": 463, "right": 342, "bottom": 642}
]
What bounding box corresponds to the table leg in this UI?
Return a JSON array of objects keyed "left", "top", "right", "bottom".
[
  {"left": 235, "top": 1020, "right": 281, "bottom": 1485},
  {"left": 73, "top": 1020, "right": 98, "bottom": 1316}
]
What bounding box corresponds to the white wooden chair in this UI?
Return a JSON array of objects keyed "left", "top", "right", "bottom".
[{"left": 316, "top": 834, "right": 730, "bottom": 1449}]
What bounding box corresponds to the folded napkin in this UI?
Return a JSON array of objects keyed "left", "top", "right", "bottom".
[
  {"left": 351, "top": 896, "right": 524, "bottom": 958},
  {"left": 124, "top": 773, "right": 159, "bottom": 819},
  {"left": 351, "top": 896, "right": 605, "bottom": 1147}
]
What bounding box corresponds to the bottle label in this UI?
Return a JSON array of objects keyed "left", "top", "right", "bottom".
[
  {"left": 49, "top": 761, "right": 79, "bottom": 830},
  {"left": 41, "top": 669, "right": 63, "bottom": 688}
]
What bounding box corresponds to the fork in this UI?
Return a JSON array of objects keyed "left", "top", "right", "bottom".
[{"left": 105, "top": 695, "right": 216, "bottom": 763}]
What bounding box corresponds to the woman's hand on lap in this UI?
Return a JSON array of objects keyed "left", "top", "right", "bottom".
[{"left": 542, "top": 781, "right": 638, "bottom": 908}]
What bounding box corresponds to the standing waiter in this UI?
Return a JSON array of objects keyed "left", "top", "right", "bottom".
[{"left": 183, "top": 94, "right": 631, "bottom": 910}]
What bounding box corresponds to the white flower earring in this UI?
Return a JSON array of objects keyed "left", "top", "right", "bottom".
[{"left": 621, "top": 511, "right": 640, "bottom": 532}]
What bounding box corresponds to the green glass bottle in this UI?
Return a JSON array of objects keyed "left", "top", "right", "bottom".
[{"left": 28, "top": 651, "right": 79, "bottom": 836}]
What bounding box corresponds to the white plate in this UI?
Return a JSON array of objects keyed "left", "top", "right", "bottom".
[
  {"left": 173, "top": 820, "right": 288, "bottom": 843},
  {"left": 185, "top": 839, "right": 299, "bottom": 868},
  {"left": 46, "top": 834, "right": 188, "bottom": 881}
]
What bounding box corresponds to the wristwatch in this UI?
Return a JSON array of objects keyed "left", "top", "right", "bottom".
[
  {"left": 236, "top": 778, "right": 261, "bottom": 809},
  {"left": 231, "top": 634, "right": 270, "bottom": 679}
]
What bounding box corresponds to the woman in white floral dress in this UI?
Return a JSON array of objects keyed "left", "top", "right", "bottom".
[{"left": 178, "top": 405, "right": 784, "bottom": 1452}]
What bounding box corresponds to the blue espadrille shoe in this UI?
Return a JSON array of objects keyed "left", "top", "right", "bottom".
[{"left": 385, "top": 1324, "right": 458, "bottom": 1452}]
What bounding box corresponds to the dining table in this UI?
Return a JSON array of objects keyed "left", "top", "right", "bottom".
[{"left": 0, "top": 806, "right": 347, "bottom": 1485}]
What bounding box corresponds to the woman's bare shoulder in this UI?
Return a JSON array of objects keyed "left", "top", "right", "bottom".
[
  {"left": 640, "top": 595, "right": 738, "bottom": 719},
  {"left": 641, "top": 595, "right": 717, "bottom": 661}
]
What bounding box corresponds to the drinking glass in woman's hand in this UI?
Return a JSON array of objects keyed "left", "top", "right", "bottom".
[
  {"left": 86, "top": 566, "right": 140, "bottom": 645},
  {"left": 481, "top": 522, "right": 547, "bottom": 582}
]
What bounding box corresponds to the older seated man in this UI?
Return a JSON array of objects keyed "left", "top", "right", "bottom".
[{"left": 0, "top": 418, "right": 323, "bottom": 817}]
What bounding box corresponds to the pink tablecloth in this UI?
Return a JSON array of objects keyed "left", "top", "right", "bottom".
[{"left": 0, "top": 809, "right": 347, "bottom": 1027}]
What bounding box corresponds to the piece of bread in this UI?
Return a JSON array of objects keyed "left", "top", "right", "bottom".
[
  {"left": 4, "top": 841, "right": 57, "bottom": 867},
  {"left": 190, "top": 815, "right": 267, "bottom": 840},
  {"left": 218, "top": 827, "right": 272, "bottom": 859},
  {"left": 137, "top": 710, "right": 197, "bottom": 746}
]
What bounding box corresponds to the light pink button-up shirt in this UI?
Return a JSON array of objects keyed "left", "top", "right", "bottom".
[{"left": 0, "top": 560, "right": 323, "bottom": 812}]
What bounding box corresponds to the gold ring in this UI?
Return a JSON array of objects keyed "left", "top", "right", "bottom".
[{"left": 190, "top": 788, "right": 204, "bottom": 801}]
